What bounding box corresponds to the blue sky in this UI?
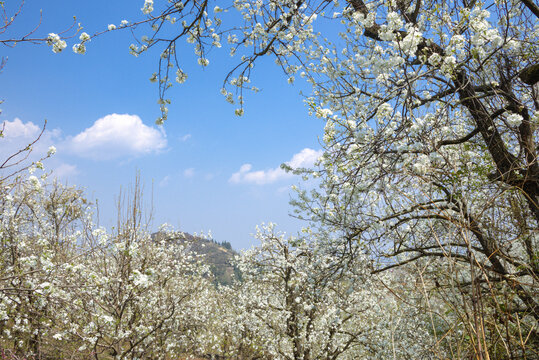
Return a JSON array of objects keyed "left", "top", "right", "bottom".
[{"left": 0, "top": 0, "right": 324, "bottom": 249}]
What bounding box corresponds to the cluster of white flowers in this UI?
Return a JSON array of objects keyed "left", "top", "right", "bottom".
[
  {"left": 197, "top": 57, "right": 210, "bottom": 66},
  {"left": 47, "top": 145, "right": 56, "bottom": 156},
  {"left": 72, "top": 32, "right": 91, "bottom": 55},
  {"left": 506, "top": 112, "right": 523, "bottom": 127},
  {"left": 412, "top": 154, "right": 431, "bottom": 175},
  {"left": 315, "top": 108, "right": 333, "bottom": 118},
  {"left": 175, "top": 69, "right": 187, "bottom": 83},
  {"left": 27, "top": 175, "right": 41, "bottom": 190},
  {"left": 46, "top": 33, "right": 67, "bottom": 53},
  {"left": 142, "top": 0, "right": 154, "bottom": 14}
]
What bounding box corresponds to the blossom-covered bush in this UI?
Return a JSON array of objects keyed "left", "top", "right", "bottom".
[
  {"left": 55, "top": 224, "right": 213, "bottom": 358},
  {"left": 229, "top": 224, "right": 447, "bottom": 359},
  {"left": 0, "top": 177, "right": 215, "bottom": 359},
  {"left": 0, "top": 179, "right": 92, "bottom": 356}
]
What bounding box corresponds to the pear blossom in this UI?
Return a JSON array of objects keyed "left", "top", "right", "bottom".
[
  {"left": 175, "top": 69, "right": 187, "bottom": 83},
  {"left": 197, "top": 58, "right": 209, "bottom": 66},
  {"left": 72, "top": 43, "right": 86, "bottom": 54},
  {"left": 79, "top": 32, "right": 91, "bottom": 42},
  {"left": 46, "top": 33, "right": 67, "bottom": 53},
  {"left": 142, "top": 0, "right": 154, "bottom": 14},
  {"left": 506, "top": 113, "right": 523, "bottom": 127}
]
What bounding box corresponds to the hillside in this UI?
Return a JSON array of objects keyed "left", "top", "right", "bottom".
[{"left": 152, "top": 231, "right": 239, "bottom": 285}]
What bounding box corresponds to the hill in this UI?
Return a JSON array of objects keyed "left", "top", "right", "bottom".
[{"left": 152, "top": 231, "right": 239, "bottom": 285}]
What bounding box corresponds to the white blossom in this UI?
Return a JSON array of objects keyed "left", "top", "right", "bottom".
[{"left": 142, "top": 0, "right": 154, "bottom": 14}]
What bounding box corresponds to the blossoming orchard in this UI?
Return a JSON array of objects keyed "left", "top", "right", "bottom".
[{"left": 1, "top": 0, "right": 539, "bottom": 359}]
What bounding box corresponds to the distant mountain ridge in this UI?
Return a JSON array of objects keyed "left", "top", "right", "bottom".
[{"left": 152, "top": 231, "right": 238, "bottom": 285}]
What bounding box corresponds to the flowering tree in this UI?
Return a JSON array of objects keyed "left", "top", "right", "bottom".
[
  {"left": 0, "top": 179, "right": 93, "bottom": 357},
  {"left": 281, "top": 0, "right": 539, "bottom": 357},
  {"left": 0, "top": 1, "right": 82, "bottom": 56},
  {"left": 0, "top": 169, "right": 216, "bottom": 358},
  {"left": 230, "top": 225, "right": 445, "bottom": 359},
  {"left": 124, "top": 0, "right": 538, "bottom": 356},
  {"left": 58, "top": 225, "right": 213, "bottom": 359}
]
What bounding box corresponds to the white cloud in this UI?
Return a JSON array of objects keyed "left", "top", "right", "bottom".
[
  {"left": 2, "top": 118, "right": 41, "bottom": 138},
  {"left": 288, "top": 148, "right": 324, "bottom": 168},
  {"left": 229, "top": 148, "right": 322, "bottom": 185},
  {"left": 51, "top": 163, "right": 79, "bottom": 179},
  {"left": 183, "top": 168, "right": 195, "bottom": 178},
  {"left": 68, "top": 114, "right": 166, "bottom": 160},
  {"left": 0, "top": 118, "right": 78, "bottom": 181},
  {"left": 0, "top": 119, "right": 59, "bottom": 166},
  {"left": 180, "top": 134, "right": 192, "bottom": 142},
  {"left": 159, "top": 175, "right": 170, "bottom": 187}
]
